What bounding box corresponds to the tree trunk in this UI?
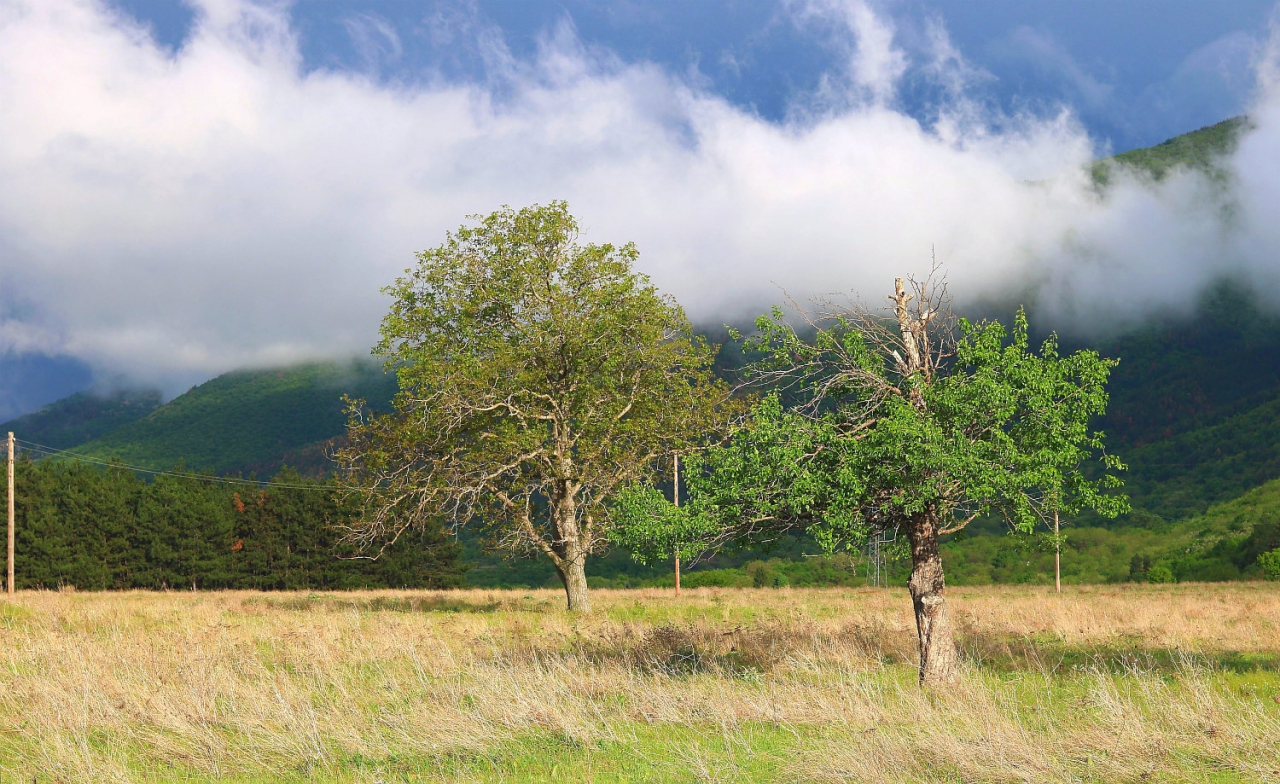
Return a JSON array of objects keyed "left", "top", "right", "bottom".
[
  {"left": 557, "top": 557, "right": 591, "bottom": 613},
  {"left": 906, "top": 513, "right": 959, "bottom": 686},
  {"left": 549, "top": 481, "right": 591, "bottom": 612}
]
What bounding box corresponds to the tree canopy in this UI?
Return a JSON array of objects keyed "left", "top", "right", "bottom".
[{"left": 338, "top": 202, "right": 736, "bottom": 611}]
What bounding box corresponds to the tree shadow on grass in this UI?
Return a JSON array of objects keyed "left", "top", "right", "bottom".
[
  {"left": 956, "top": 627, "right": 1280, "bottom": 675},
  {"left": 242, "top": 592, "right": 540, "bottom": 614}
]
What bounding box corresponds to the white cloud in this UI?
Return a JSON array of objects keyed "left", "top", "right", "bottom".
[
  {"left": 343, "top": 12, "right": 403, "bottom": 73},
  {"left": 0, "top": 0, "right": 1274, "bottom": 392},
  {"left": 1000, "top": 26, "right": 1115, "bottom": 112},
  {"left": 808, "top": 0, "right": 907, "bottom": 105}
]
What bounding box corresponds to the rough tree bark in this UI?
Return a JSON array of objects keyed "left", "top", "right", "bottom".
[
  {"left": 547, "top": 478, "right": 592, "bottom": 612},
  {"left": 894, "top": 277, "right": 959, "bottom": 686},
  {"left": 905, "top": 511, "right": 959, "bottom": 685},
  {"left": 556, "top": 556, "right": 591, "bottom": 613}
]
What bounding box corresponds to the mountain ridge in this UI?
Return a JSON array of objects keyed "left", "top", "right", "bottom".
[
  {"left": 41, "top": 361, "right": 397, "bottom": 477},
  {"left": 0, "top": 388, "right": 163, "bottom": 450}
]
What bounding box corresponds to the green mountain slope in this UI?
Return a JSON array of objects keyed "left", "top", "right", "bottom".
[
  {"left": 941, "top": 476, "right": 1280, "bottom": 586},
  {"left": 1064, "top": 281, "right": 1280, "bottom": 523},
  {"left": 1120, "top": 394, "right": 1280, "bottom": 521},
  {"left": 73, "top": 361, "right": 397, "bottom": 475},
  {"left": 0, "top": 389, "right": 162, "bottom": 450},
  {"left": 1156, "top": 476, "right": 1280, "bottom": 581},
  {"left": 1096, "top": 281, "right": 1280, "bottom": 452},
  {"left": 1092, "top": 116, "right": 1248, "bottom": 185}
]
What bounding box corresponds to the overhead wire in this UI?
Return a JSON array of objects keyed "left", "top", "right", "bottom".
[{"left": 12, "top": 437, "right": 337, "bottom": 492}]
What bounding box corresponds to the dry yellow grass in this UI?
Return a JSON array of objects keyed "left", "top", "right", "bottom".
[{"left": 0, "top": 584, "right": 1278, "bottom": 783}]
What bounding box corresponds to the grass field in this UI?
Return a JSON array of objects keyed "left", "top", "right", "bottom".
[{"left": 1, "top": 585, "right": 1279, "bottom": 783}]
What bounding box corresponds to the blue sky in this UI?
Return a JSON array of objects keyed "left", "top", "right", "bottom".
[
  {"left": 2, "top": 0, "right": 1280, "bottom": 420},
  {"left": 112, "top": 0, "right": 1274, "bottom": 151}
]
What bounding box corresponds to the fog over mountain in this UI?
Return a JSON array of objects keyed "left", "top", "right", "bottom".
[{"left": 1, "top": 0, "right": 1279, "bottom": 397}]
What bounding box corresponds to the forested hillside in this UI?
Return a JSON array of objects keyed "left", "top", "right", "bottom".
[
  {"left": 0, "top": 389, "right": 161, "bottom": 450},
  {"left": 1092, "top": 115, "right": 1246, "bottom": 185},
  {"left": 1083, "top": 280, "right": 1280, "bottom": 522},
  {"left": 1097, "top": 281, "right": 1280, "bottom": 451},
  {"left": 72, "top": 361, "right": 397, "bottom": 476},
  {"left": 12, "top": 284, "right": 1279, "bottom": 588}
]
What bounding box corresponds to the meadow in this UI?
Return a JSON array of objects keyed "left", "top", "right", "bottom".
[{"left": 1, "top": 585, "right": 1278, "bottom": 783}]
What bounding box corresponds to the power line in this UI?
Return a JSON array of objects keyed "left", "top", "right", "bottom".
[{"left": 12, "top": 438, "right": 337, "bottom": 492}]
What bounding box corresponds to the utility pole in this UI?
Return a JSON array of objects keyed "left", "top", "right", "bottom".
[
  {"left": 673, "top": 453, "right": 680, "bottom": 597},
  {"left": 7, "top": 431, "right": 14, "bottom": 598},
  {"left": 1054, "top": 510, "right": 1061, "bottom": 594}
]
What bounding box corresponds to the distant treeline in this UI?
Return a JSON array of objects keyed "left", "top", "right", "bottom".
[{"left": 9, "top": 457, "right": 467, "bottom": 591}]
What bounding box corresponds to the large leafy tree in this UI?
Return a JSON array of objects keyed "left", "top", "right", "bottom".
[
  {"left": 337, "top": 202, "right": 735, "bottom": 611},
  {"left": 626, "top": 274, "right": 1127, "bottom": 684}
]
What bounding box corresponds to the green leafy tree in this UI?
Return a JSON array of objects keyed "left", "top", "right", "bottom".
[
  {"left": 8, "top": 451, "right": 465, "bottom": 590},
  {"left": 611, "top": 478, "right": 718, "bottom": 574},
  {"left": 338, "top": 202, "right": 735, "bottom": 611},
  {"left": 640, "top": 275, "right": 1127, "bottom": 684},
  {"left": 133, "top": 469, "right": 237, "bottom": 590},
  {"left": 13, "top": 457, "right": 139, "bottom": 589},
  {"left": 229, "top": 470, "right": 467, "bottom": 590}
]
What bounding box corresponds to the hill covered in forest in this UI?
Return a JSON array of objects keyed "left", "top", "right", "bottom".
[
  {"left": 1084, "top": 280, "right": 1280, "bottom": 523},
  {"left": 0, "top": 388, "right": 162, "bottom": 450},
  {"left": 12, "top": 361, "right": 398, "bottom": 477},
  {"left": 1092, "top": 115, "right": 1247, "bottom": 185}
]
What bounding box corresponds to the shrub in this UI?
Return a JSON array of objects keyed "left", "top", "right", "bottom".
[
  {"left": 745, "top": 560, "right": 789, "bottom": 588},
  {"left": 1129, "top": 554, "right": 1152, "bottom": 581},
  {"left": 1147, "top": 564, "right": 1176, "bottom": 584},
  {"left": 1258, "top": 548, "right": 1280, "bottom": 581},
  {"left": 682, "top": 568, "right": 752, "bottom": 588}
]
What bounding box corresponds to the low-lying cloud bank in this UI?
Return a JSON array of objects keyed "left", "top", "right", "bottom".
[{"left": 0, "top": 0, "right": 1277, "bottom": 390}]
